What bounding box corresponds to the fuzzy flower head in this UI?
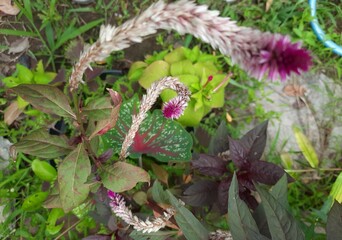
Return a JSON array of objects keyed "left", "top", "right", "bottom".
[
  {"left": 162, "top": 96, "right": 189, "bottom": 119},
  {"left": 107, "top": 190, "right": 124, "bottom": 208},
  {"left": 251, "top": 34, "right": 312, "bottom": 81}
]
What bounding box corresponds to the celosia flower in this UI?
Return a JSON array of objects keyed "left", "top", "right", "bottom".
[
  {"left": 107, "top": 189, "right": 177, "bottom": 233},
  {"left": 249, "top": 34, "right": 312, "bottom": 81},
  {"left": 162, "top": 96, "right": 188, "bottom": 119}
]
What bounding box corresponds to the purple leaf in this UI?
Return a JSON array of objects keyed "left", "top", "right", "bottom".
[
  {"left": 182, "top": 180, "right": 219, "bottom": 207},
  {"left": 249, "top": 160, "right": 294, "bottom": 185},
  {"left": 208, "top": 121, "right": 230, "bottom": 155},
  {"left": 191, "top": 154, "right": 227, "bottom": 177},
  {"left": 229, "top": 121, "right": 268, "bottom": 168},
  {"left": 229, "top": 137, "right": 249, "bottom": 169},
  {"left": 237, "top": 171, "right": 255, "bottom": 191},
  {"left": 241, "top": 121, "right": 268, "bottom": 162},
  {"left": 239, "top": 188, "right": 258, "bottom": 210},
  {"left": 217, "top": 177, "right": 232, "bottom": 214}
]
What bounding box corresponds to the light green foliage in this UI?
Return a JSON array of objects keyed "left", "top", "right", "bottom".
[
  {"left": 2, "top": 61, "right": 56, "bottom": 88},
  {"left": 130, "top": 46, "right": 230, "bottom": 126}
]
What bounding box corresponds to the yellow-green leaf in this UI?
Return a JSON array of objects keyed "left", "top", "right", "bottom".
[
  {"left": 330, "top": 172, "right": 342, "bottom": 203},
  {"left": 292, "top": 126, "right": 319, "bottom": 168}
]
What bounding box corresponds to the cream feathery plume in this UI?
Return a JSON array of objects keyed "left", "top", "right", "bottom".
[
  {"left": 108, "top": 190, "right": 176, "bottom": 233},
  {"left": 69, "top": 0, "right": 311, "bottom": 91}
]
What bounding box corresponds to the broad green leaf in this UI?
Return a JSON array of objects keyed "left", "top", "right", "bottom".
[
  {"left": 102, "top": 95, "right": 192, "bottom": 162},
  {"left": 228, "top": 172, "right": 266, "bottom": 240},
  {"left": 138, "top": 60, "right": 170, "bottom": 89},
  {"left": 130, "top": 230, "right": 177, "bottom": 240},
  {"left": 326, "top": 201, "right": 342, "bottom": 240},
  {"left": 11, "top": 84, "right": 76, "bottom": 119},
  {"left": 293, "top": 126, "right": 319, "bottom": 168},
  {"left": 43, "top": 183, "right": 62, "bottom": 209},
  {"left": 152, "top": 180, "right": 170, "bottom": 204},
  {"left": 151, "top": 181, "right": 209, "bottom": 240},
  {"left": 330, "top": 172, "right": 342, "bottom": 203},
  {"left": 83, "top": 97, "right": 113, "bottom": 120},
  {"left": 270, "top": 174, "right": 289, "bottom": 208},
  {"left": 14, "top": 128, "right": 73, "bottom": 158},
  {"left": 100, "top": 162, "right": 150, "bottom": 192},
  {"left": 58, "top": 144, "right": 91, "bottom": 212},
  {"left": 256, "top": 184, "right": 305, "bottom": 240},
  {"left": 166, "top": 190, "right": 208, "bottom": 240}
]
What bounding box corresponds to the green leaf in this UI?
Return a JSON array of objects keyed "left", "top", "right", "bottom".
[
  {"left": 54, "top": 19, "right": 103, "bottom": 50},
  {"left": 14, "top": 128, "right": 73, "bottom": 158},
  {"left": 326, "top": 201, "right": 342, "bottom": 240},
  {"left": 100, "top": 161, "right": 150, "bottom": 192},
  {"left": 152, "top": 180, "right": 170, "bottom": 204},
  {"left": 292, "top": 126, "right": 319, "bottom": 168},
  {"left": 58, "top": 144, "right": 91, "bottom": 212},
  {"left": 151, "top": 181, "right": 209, "bottom": 240},
  {"left": 17, "top": 64, "right": 33, "bottom": 84},
  {"left": 11, "top": 84, "right": 76, "bottom": 119},
  {"left": 255, "top": 184, "right": 305, "bottom": 240},
  {"left": 130, "top": 230, "right": 177, "bottom": 240},
  {"left": 166, "top": 190, "right": 208, "bottom": 240},
  {"left": 46, "top": 208, "right": 65, "bottom": 235},
  {"left": 270, "top": 174, "right": 289, "bottom": 208},
  {"left": 32, "top": 159, "right": 57, "bottom": 182},
  {"left": 0, "top": 29, "right": 37, "bottom": 37},
  {"left": 22, "top": 192, "right": 49, "bottom": 211},
  {"left": 228, "top": 172, "right": 266, "bottom": 240},
  {"left": 83, "top": 97, "right": 112, "bottom": 121},
  {"left": 330, "top": 172, "right": 342, "bottom": 203},
  {"left": 103, "top": 95, "right": 192, "bottom": 162}
]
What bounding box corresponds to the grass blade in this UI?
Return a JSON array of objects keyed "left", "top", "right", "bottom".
[{"left": 0, "top": 29, "right": 38, "bottom": 37}]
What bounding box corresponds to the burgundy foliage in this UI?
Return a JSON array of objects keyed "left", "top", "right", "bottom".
[{"left": 185, "top": 120, "right": 293, "bottom": 214}]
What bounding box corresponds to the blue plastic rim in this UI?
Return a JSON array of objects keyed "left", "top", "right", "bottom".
[{"left": 309, "top": 0, "right": 342, "bottom": 56}]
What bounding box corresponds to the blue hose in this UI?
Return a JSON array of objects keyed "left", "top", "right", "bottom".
[{"left": 309, "top": 0, "right": 342, "bottom": 56}]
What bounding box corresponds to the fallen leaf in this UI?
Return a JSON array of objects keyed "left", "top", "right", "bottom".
[
  {"left": 4, "top": 101, "right": 23, "bottom": 125},
  {"left": 265, "top": 0, "right": 273, "bottom": 12},
  {"left": 0, "top": 0, "right": 20, "bottom": 15},
  {"left": 283, "top": 84, "right": 307, "bottom": 97},
  {"left": 8, "top": 38, "right": 30, "bottom": 54}
]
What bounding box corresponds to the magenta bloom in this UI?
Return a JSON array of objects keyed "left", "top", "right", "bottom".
[
  {"left": 251, "top": 35, "right": 312, "bottom": 81},
  {"left": 107, "top": 190, "right": 123, "bottom": 207},
  {"left": 162, "top": 96, "right": 188, "bottom": 119}
]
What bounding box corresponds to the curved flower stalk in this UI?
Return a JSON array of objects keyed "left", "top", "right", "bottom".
[
  {"left": 119, "top": 76, "right": 190, "bottom": 160},
  {"left": 69, "top": 0, "right": 311, "bottom": 91},
  {"left": 108, "top": 190, "right": 176, "bottom": 233}
]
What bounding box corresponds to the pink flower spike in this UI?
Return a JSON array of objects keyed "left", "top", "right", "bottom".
[
  {"left": 255, "top": 34, "right": 312, "bottom": 82},
  {"left": 107, "top": 190, "right": 123, "bottom": 207},
  {"left": 162, "top": 96, "right": 188, "bottom": 119}
]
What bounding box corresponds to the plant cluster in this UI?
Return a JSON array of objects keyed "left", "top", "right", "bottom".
[{"left": 0, "top": 0, "right": 341, "bottom": 239}]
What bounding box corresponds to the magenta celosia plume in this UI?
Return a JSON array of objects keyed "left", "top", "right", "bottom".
[
  {"left": 251, "top": 35, "right": 312, "bottom": 81},
  {"left": 162, "top": 96, "right": 188, "bottom": 119}
]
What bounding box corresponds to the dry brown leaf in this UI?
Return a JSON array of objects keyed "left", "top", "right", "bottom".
[
  {"left": 265, "top": 0, "right": 273, "bottom": 12},
  {"left": 8, "top": 38, "right": 30, "bottom": 54},
  {"left": 0, "top": 0, "right": 20, "bottom": 15},
  {"left": 4, "top": 101, "right": 23, "bottom": 125},
  {"left": 151, "top": 162, "right": 169, "bottom": 186},
  {"left": 283, "top": 84, "right": 307, "bottom": 97}
]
